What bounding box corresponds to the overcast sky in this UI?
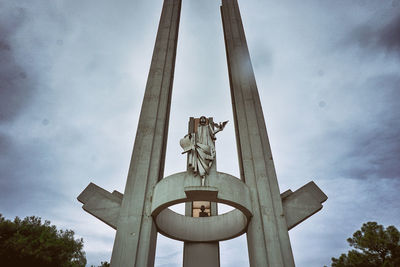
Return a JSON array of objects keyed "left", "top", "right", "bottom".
[{"left": 1, "top": 0, "right": 400, "bottom": 266}]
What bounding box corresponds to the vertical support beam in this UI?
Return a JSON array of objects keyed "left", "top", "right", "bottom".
[
  {"left": 183, "top": 243, "right": 220, "bottom": 267},
  {"left": 183, "top": 117, "right": 220, "bottom": 267},
  {"left": 110, "top": 0, "right": 181, "bottom": 266},
  {"left": 221, "top": 0, "right": 295, "bottom": 266}
]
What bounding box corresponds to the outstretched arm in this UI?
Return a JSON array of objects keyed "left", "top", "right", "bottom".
[{"left": 212, "top": 120, "right": 228, "bottom": 135}]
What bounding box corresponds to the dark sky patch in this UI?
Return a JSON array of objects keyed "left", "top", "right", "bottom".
[
  {"left": 345, "top": 13, "right": 400, "bottom": 56},
  {"left": 319, "top": 74, "right": 400, "bottom": 180},
  {"left": 379, "top": 13, "right": 400, "bottom": 53},
  {"left": 0, "top": 131, "right": 62, "bottom": 215},
  {"left": 340, "top": 126, "right": 400, "bottom": 180},
  {"left": 0, "top": 7, "right": 36, "bottom": 123}
]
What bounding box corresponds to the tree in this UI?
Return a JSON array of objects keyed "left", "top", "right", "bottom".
[
  {"left": 91, "top": 261, "right": 110, "bottom": 267},
  {"left": 331, "top": 222, "right": 400, "bottom": 267},
  {"left": 0, "top": 214, "right": 86, "bottom": 267}
]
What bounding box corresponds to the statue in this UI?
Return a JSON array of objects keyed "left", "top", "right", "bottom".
[
  {"left": 180, "top": 116, "right": 228, "bottom": 185},
  {"left": 199, "top": 205, "right": 209, "bottom": 217}
]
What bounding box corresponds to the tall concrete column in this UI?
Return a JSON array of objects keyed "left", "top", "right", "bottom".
[
  {"left": 221, "top": 0, "right": 295, "bottom": 266},
  {"left": 110, "top": 0, "right": 181, "bottom": 266}
]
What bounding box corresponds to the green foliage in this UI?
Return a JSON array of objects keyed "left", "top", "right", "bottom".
[
  {"left": 0, "top": 214, "right": 86, "bottom": 267},
  {"left": 91, "top": 261, "right": 110, "bottom": 267},
  {"left": 331, "top": 222, "right": 400, "bottom": 267},
  {"left": 95, "top": 261, "right": 110, "bottom": 267}
]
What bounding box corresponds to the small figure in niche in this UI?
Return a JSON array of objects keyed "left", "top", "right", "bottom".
[{"left": 199, "top": 205, "right": 209, "bottom": 217}]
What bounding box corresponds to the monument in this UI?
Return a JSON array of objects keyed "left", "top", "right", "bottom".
[{"left": 77, "top": 0, "right": 328, "bottom": 266}]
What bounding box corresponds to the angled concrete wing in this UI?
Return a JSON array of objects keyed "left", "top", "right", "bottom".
[
  {"left": 281, "top": 181, "right": 328, "bottom": 230},
  {"left": 77, "top": 183, "right": 123, "bottom": 229}
]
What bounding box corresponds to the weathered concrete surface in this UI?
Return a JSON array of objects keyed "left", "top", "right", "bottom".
[
  {"left": 155, "top": 208, "right": 247, "bottom": 242},
  {"left": 78, "top": 180, "right": 326, "bottom": 235},
  {"left": 221, "top": 0, "right": 295, "bottom": 266},
  {"left": 109, "top": 0, "right": 182, "bottom": 266},
  {"left": 151, "top": 172, "right": 253, "bottom": 218},
  {"left": 282, "top": 182, "right": 328, "bottom": 230},
  {"left": 77, "top": 183, "right": 122, "bottom": 229},
  {"left": 151, "top": 171, "right": 252, "bottom": 242},
  {"left": 184, "top": 242, "right": 220, "bottom": 267},
  {"left": 78, "top": 182, "right": 328, "bottom": 236}
]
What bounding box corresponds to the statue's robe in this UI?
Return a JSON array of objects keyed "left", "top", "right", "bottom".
[{"left": 187, "top": 124, "right": 216, "bottom": 177}]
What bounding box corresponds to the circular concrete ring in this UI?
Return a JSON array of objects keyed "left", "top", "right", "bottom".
[{"left": 151, "top": 171, "right": 253, "bottom": 242}]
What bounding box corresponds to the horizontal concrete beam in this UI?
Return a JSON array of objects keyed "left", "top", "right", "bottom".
[
  {"left": 282, "top": 181, "right": 328, "bottom": 230},
  {"left": 78, "top": 180, "right": 327, "bottom": 233},
  {"left": 77, "top": 183, "right": 123, "bottom": 229}
]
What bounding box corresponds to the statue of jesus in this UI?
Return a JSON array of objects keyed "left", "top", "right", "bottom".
[{"left": 180, "top": 116, "right": 228, "bottom": 185}]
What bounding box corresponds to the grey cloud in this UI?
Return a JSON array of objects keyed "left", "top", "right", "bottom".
[
  {"left": 0, "top": 1, "right": 67, "bottom": 212},
  {"left": 0, "top": 131, "right": 63, "bottom": 214},
  {"left": 341, "top": 75, "right": 400, "bottom": 179},
  {"left": 250, "top": 42, "right": 273, "bottom": 73},
  {"left": 86, "top": 252, "right": 112, "bottom": 267},
  {"left": 339, "top": 125, "right": 400, "bottom": 180},
  {"left": 1, "top": 0, "right": 400, "bottom": 266},
  {"left": 346, "top": 13, "right": 400, "bottom": 55},
  {"left": 309, "top": 74, "right": 400, "bottom": 181},
  {"left": 379, "top": 14, "right": 400, "bottom": 53},
  {"left": 0, "top": 7, "right": 35, "bottom": 122}
]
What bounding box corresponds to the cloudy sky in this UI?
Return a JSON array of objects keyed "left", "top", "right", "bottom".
[{"left": 1, "top": 0, "right": 400, "bottom": 266}]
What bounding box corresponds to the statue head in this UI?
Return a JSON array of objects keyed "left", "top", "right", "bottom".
[{"left": 199, "top": 116, "right": 207, "bottom": 126}]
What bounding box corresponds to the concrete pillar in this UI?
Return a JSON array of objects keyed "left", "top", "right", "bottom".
[
  {"left": 221, "top": 0, "right": 295, "bottom": 266},
  {"left": 183, "top": 117, "right": 220, "bottom": 267},
  {"left": 110, "top": 0, "right": 181, "bottom": 266},
  {"left": 183, "top": 242, "right": 220, "bottom": 267}
]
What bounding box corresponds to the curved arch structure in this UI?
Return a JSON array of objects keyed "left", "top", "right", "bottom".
[{"left": 151, "top": 171, "right": 253, "bottom": 242}]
